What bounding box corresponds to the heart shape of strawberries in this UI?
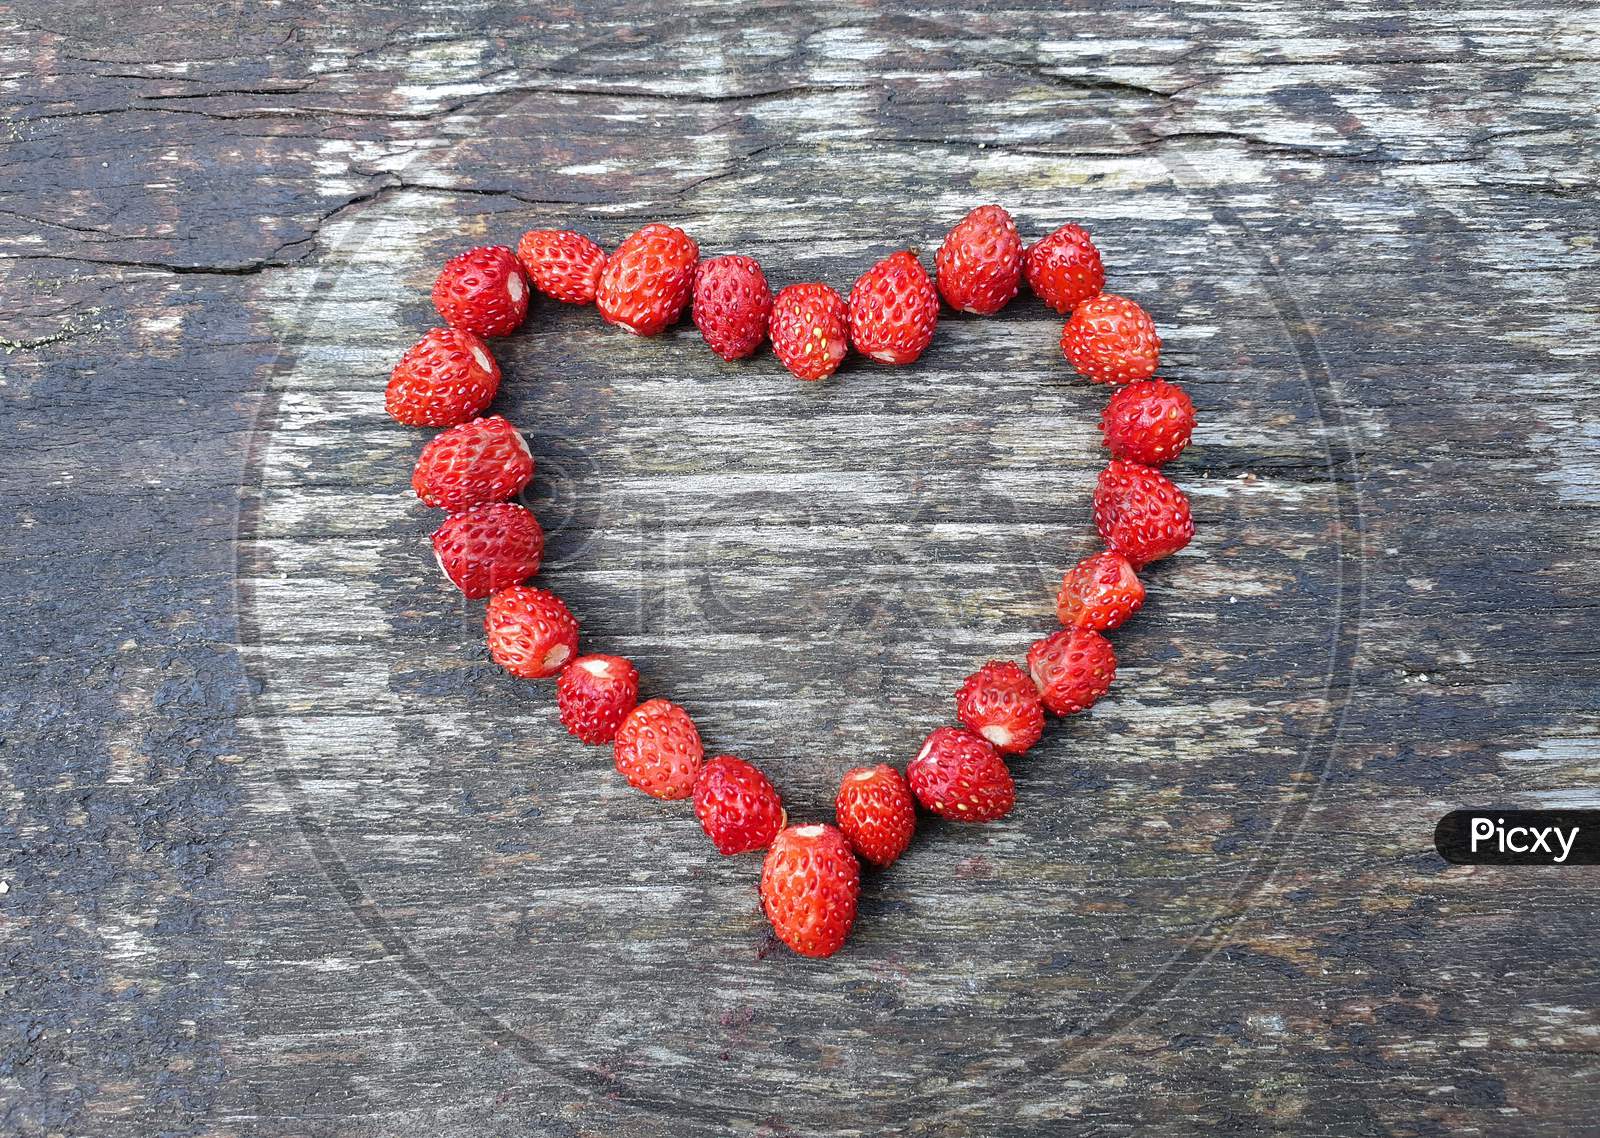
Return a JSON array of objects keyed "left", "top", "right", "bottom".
[{"left": 384, "top": 206, "right": 1197, "bottom": 959}]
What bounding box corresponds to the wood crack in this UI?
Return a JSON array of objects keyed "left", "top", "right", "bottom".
[{"left": 15, "top": 77, "right": 877, "bottom": 127}]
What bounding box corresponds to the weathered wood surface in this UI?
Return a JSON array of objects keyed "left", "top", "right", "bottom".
[{"left": 3, "top": 3, "right": 1598, "bottom": 1135}]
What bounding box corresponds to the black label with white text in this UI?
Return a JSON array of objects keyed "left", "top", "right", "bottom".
[{"left": 1434, "top": 809, "right": 1600, "bottom": 866}]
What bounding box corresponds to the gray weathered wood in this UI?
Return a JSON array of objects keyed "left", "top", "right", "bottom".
[{"left": 2, "top": 3, "right": 1598, "bottom": 1136}]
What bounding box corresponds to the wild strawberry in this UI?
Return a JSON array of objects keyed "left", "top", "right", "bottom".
[
  {"left": 516, "top": 229, "right": 606, "bottom": 305},
  {"left": 954, "top": 661, "right": 1045, "bottom": 755},
  {"left": 848, "top": 250, "right": 939, "bottom": 365},
  {"left": 694, "top": 755, "right": 786, "bottom": 855},
  {"left": 1100, "top": 379, "right": 1195, "bottom": 467},
  {"left": 1027, "top": 628, "right": 1116, "bottom": 716},
  {"left": 760, "top": 823, "right": 861, "bottom": 959},
  {"left": 613, "top": 698, "right": 703, "bottom": 800},
  {"left": 1024, "top": 223, "right": 1105, "bottom": 314},
  {"left": 557, "top": 654, "right": 641, "bottom": 744},
  {"left": 934, "top": 205, "right": 1024, "bottom": 315},
  {"left": 385, "top": 328, "right": 501, "bottom": 428},
  {"left": 692, "top": 255, "right": 773, "bottom": 361},
  {"left": 430, "top": 502, "right": 543, "bottom": 598},
  {"left": 484, "top": 585, "right": 579, "bottom": 679},
  {"left": 1061, "top": 293, "right": 1160, "bottom": 384},
  {"left": 432, "top": 246, "right": 529, "bottom": 338},
  {"left": 768, "top": 282, "right": 850, "bottom": 381},
  {"left": 595, "top": 223, "right": 699, "bottom": 335},
  {"left": 1057, "top": 551, "right": 1145, "bottom": 632},
  {"left": 411, "top": 415, "right": 534, "bottom": 512},
  {"left": 834, "top": 764, "right": 916, "bottom": 867},
  {"left": 906, "top": 727, "right": 1015, "bottom": 823},
  {"left": 1093, "top": 459, "right": 1195, "bottom": 568}
]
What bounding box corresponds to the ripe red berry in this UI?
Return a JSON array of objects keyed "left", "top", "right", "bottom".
[
  {"left": 692, "top": 255, "right": 773, "bottom": 361},
  {"left": 1056, "top": 551, "right": 1145, "bottom": 632},
  {"left": 769, "top": 282, "right": 850, "bottom": 381},
  {"left": 557, "top": 655, "right": 641, "bottom": 744},
  {"left": 430, "top": 502, "right": 543, "bottom": 598},
  {"left": 516, "top": 229, "right": 607, "bottom": 305},
  {"left": 1100, "top": 379, "right": 1195, "bottom": 467},
  {"left": 935, "top": 205, "right": 1024, "bottom": 315},
  {"left": 906, "top": 727, "right": 1015, "bottom": 823},
  {"left": 954, "top": 661, "right": 1045, "bottom": 755},
  {"left": 834, "top": 764, "right": 917, "bottom": 867},
  {"left": 432, "top": 245, "right": 529, "bottom": 338},
  {"left": 1061, "top": 293, "right": 1160, "bottom": 385},
  {"left": 484, "top": 585, "right": 579, "bottom": 679},
  {"left": 1024, "top": 223, "right": 1105, "bottom": 314},
  {"left": 848, "top": 250, "right": 939, "bottom": 365},
  {"left": 1093, "top": 459, "right": 1195, "bottom": 568},
  {"left": 694, "top": 755, "right": 786, "bottom": 855},
  {"left": 760, "top": 823, "right": 861, "bottom": 958},
  {"left": 411, "top": 415, "right": 534, "bottom": 512},
  {"left": 1027, "top": 628, "right": 1117, "bottom": 716},
  {"left": 595, "top": 223, "right": 699, "bottom": 336},
  {"left": 613, "top": 698, "right": 703, "bottom": 800},
  {"left": 386, "top": 328, "right": 501, "bottom": 428}
]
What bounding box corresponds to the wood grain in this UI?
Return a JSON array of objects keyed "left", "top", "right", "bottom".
[{"left": 2, "top": 3, "right": 1598, "bottom": 1136}]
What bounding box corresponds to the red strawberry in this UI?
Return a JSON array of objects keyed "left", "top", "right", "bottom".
[
  {"left": 1024, "top": 223, "right": 1105, "bottom": 314},
  {"left": 1061, "top": 293, "right": 1160, "bottom": 384},
  {"left": 484, "top": 585, "right": 580, "bottom": 679},
  {"left": 613, "top": 698, "right": 703, "bottom": 800},
  {"left": 595, "top": 223, "right": 699, "bottom": 335},
  {"left": 768, "top": 282, "right": 850, "bottom": 381},
  {"left": 760, "top": 823, "right": 861, "bottom": 958},
  {"left": 411, "top": 415, "right": 534, "bottom": 512},
  {"left": 834, "top": 764, "right": 916, "bottom": 867},
  {"left": 848, "top": 250, "right": 939, "bottom": 365},
  {"left": 1093, "top": 459, "right": 1195, "bottom": 568},
  {"left": 1100, "top": 379, "right": 1195, "bottom": 467},
  {"left": 432, "top": 246, "right": 529, "bottom": 338},
  {"left": 386, "top": 328, "right": 501, "bottom": 428},
  {"left": 557, "top": 654, "right": 641, "bottom": 744},
  {"left": 1027, "top": 628, "right": 1116, "bottom": 716},
  {"left": 1056, "top": 551, "right": 1145, "bottom": 632},
  {"left": 694, "top": 755, "right": 786, "bottom": 855},
  {"left": 934, "top": 205, "right": 1024, "bottom": 315},
  {"left": 430, "top": 502, "right": 543, "bottom": 598},
  {"left": 692, "top": 255, "right": 773, "bottom": 361},
  {"left": 954, "top": 661, "right": 1045, "bottom": 755},
  {"left": 906, "top": 727, "right": 1015, "bottom": 823},
  {"left": 516, "top": 229, "right": 607, "bottom": 305}
]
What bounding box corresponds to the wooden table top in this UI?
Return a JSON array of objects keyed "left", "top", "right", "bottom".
[{"left": 3, "top": 3, "right": 1597, "bottom": 1135}]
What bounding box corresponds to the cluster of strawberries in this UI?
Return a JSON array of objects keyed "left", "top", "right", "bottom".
[{"left": 385, "top": 206, "right": 1196, "bottom": 959}]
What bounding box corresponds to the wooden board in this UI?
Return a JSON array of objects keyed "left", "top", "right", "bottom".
[{"left": 2, "top": 3, "right": 1598, "bottom": 1135}]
